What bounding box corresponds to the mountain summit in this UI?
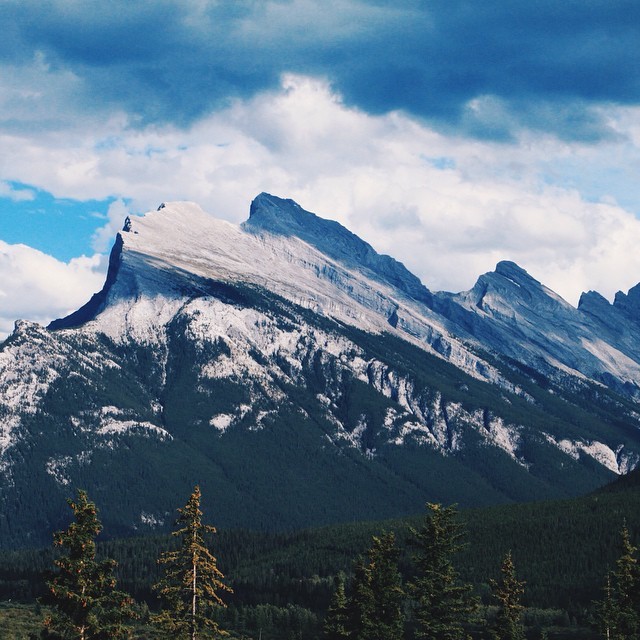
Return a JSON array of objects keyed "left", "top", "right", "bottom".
[
  {"left": 1, "top": 195, "right": 640, "bottom": 547},
  {"left": 245, "top": 193, "right": 433, "bottom": 306}
]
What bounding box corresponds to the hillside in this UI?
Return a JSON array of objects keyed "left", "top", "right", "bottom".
[
  {"left": 1, "top": 194, "right": 640, "bottom": 547},
  {"left": 1, "top": 473, "right": 638, "bottom": 639}
]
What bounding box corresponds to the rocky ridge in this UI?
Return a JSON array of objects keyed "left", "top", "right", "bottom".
[{"left": 1, "top": 193, "right": 640, "bottom": 546}]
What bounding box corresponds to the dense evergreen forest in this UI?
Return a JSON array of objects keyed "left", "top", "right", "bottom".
[{"left": 1, "top": 471, "right": 639, "bottom": 639}]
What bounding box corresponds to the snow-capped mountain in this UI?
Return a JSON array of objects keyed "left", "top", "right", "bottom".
[{"left": 1, "top": 193, "right": 640, "bottom": 547}]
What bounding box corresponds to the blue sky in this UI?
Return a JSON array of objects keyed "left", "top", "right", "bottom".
[
  {"left": 0, "top": 182, "right": 116, "bottom": 259},
  {"left": 1, "top": 0, "right": 640, "bottom": 338}
]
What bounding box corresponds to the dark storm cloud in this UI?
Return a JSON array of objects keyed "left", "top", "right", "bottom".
[{"left": 4, "top": 0, "right": 640, "bottom": 138}]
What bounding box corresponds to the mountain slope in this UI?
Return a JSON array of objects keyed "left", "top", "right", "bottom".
[
  {"left": 1, "top": 194, "right": 640, "bottom": 547},
  {"left": 435, "top": 260, "right": 640, "bottom": 395}
]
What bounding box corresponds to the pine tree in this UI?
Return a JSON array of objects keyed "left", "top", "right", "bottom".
[
  {"left": 614, "top": 526, "right": 640, "bottom": 638},
  {"left": 323, "top": 573, "right": 349, "bottom": 640},
  {"left": 597, "top": 525, "right": 640, "bottom": 640},
  {"left": 42, "top": 489, "right": 136, "bottom": 640},
  {"left": 489, "top": 551, "right": 525, "bottom": 640},
  {"left": 347, "top": 532, "right": 404, "bottom": 640},
  {"left": 595, "top": 573, "right": 617, "bottom": 640},
  {"left": 347, "top": 554, "right": 375, "bottom": 639},
  {"left": 152, "top": 485, "right": 232, "bottom": 640},
  {"left": 408, "top": 503, "right": 476, "bottom": 640}
]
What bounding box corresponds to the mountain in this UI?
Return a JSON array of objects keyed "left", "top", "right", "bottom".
[
  {"left": 436, "top": 260, "right": 640, "bottom": 396},
  {"left": 1, "top": 193, "right": 640, "bottom": 548}
]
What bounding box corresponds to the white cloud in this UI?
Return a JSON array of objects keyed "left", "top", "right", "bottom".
[
  {"left": 0, "top": 242, "right": 106, "bottom": 341},
  {"left": 0, "top": 181, "right": 35, "bottom": 201},
  {"left": 92, "top": 199, "right": 131, "bottom": 253},
  {"left": 2, "top": 71, "right": 640, "bottom": 317}
]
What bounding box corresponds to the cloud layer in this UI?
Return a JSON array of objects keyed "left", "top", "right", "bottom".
[
  {"left": 1, "top": 2, "right": 640, "bottom": 339},
  {"left": 3, "top": 1, "right": 640, "bottom": 139},
  {"left": 0, "top": 242, "right": 106, "bottom": 338}
]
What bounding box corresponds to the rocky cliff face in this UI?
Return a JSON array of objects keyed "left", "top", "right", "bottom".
[
  {"left": 1, "top": 194, "right": 640, "bottom": 547},
  {"left": 434, "top": 261, "right": 640, "bottom": 396}
]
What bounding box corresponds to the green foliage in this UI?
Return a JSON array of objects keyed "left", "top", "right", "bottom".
[
  {"left": 323, "top": 574, "right": 349, "bottom": 640},
  {"left": 594, "top": 525, "right": 640, "bottom": 639},
  {"left": 409, "top": 503, "right": 476, "bottom": 640},
  {"left": 42, "top": 489, "right": 136, "bottom": 639},
  {"left": 152, "top": 486, "right": 231, "bottom": 639},
  {"left": 0, "top": 602, "right": 48, "bottom": 639},
  {"left": 2, "top": 473, "right": 640, "bottom": 639},
  {"left": 347, "top": 533, "right": 404, "bottom": 640},
  {"left": 489, "top": 552, "right": 525, "bottom": 640}
]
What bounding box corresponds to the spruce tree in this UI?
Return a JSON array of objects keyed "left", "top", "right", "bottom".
[
  {"left": 597, "top": 525, "right": 639, "bottom": 640},
  {"left": 408, "top": 503, "right": 476, "bottom": 640},
  {"left": 595, "top": 573, "right": 617, "bottom": 640},
  {"left": 152, "top": 485, "right": 232, "bottom": 640},
  {"left": 347, "top": 532, "right": 404, "bottom": 640},
  {"left": 43, "top": 489, "right": 136, "bottom": 640},
  {"left": 347, "top": 554, "right": 375, "bottom": 639},
  {"left": 489, "top": 551, "right": 525, "bottom": 640},
  {"left": 614, "top": 526, "right": 640, "bottom": 638},
  {"left": 323, "top": 573, "right": 349, "bottom": 640}
]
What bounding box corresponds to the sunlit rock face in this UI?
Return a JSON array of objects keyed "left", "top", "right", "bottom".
[{"left": 1, "top": 194, "right": 640, "bottom": 548}]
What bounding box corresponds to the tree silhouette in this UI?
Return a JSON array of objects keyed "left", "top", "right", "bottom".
[
  {"left": 323, "top": 573, "right": 349, "bottom": 640},
  {"left": 596, "top": 525, "right": 639, "bottom": 640},
  {"left": 153, "top": 486, "right": 231, "bottom": 639},
  {"left": 43, "top": 489, "right": 136, "bottom": 640},
  {"left": 347, "top": 532, "right": 404, "bottom": 640},
  {"left": 490, "top": 551, "right": 525, "bottom": 640},
  {"left": 409, "top": 503, "right": 476, "bottom": 640}
]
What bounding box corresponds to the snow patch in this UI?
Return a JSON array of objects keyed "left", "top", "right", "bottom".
[
  {"left": 97, "top": 419, "right": 172, "bottom": 440},
  {"left": 45, "top": 456, "right": 73, "bottom": 486},
  {"left": 210, "top": 414, "right": 234, "bottom": 432},
  {"left": 545, "top": 434, "right": 639, "bottom": 474},
  {"left": 140, "top": 512, "right": 164, "bottom": 527}
]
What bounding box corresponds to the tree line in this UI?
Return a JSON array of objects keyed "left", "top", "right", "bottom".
[
  {"left": 23, "top": 489, "right": 640, "bottom": 639},
  {"left": 33, "top": 487, "right": 228, "bottom": 640}
]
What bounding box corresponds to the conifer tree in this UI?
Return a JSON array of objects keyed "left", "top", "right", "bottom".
[
  {"left": 152, "top": 485, "right": 232, "bottom": 640},
  {"left": 347, "top": 532, "right": 404, "bottom": 640},
  {"left": 614, "top": 526, "right": 640, "bottom": 638},
  {"left": 595, "top": 573, "right": 617, "bottom": 640},
  {"left": 597, "top": 525, "right": 639, "bottom": 640},
  {"left": 43, "top": 489, "right": 136, "bottom": 640},
  {"left": 489, "top": 551, "right": 525, "bottom": 640},
  {"left": 408, "top": 503, "right": 476, "bottom": 640},
  {"left": 323, "top": 573, "right": 349, "bottom": 640},
  {"left": 347, "top": 554, "right": 374, "bottom": 639}
]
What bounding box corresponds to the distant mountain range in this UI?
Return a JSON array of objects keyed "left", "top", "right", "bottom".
[{"left": 1, "top": 193, "right": 640, "bottom": 548}]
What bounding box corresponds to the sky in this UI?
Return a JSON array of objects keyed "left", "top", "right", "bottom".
[{"left": 2, "top": 0, "right": 640, "bottom": 339}]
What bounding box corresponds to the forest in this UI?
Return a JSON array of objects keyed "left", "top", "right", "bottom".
[{"left": 0, "top": 468, "right": 639, "bottom": 639}]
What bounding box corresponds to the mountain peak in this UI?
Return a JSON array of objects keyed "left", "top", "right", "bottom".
[
  {"left": 244, "top": 194, "right": 433, "bottom": 306},
  {"left": 246, "top": 192, "right": 339, "bottom": 241},
  {"left": 613, "top": 282, "right": 640, "bottom": 323},
  {"left": 493, "top": 260, "right": 539, "bottom": 286},
  {"left": 248, "top": 192, "right": 304, "bottom": 226},
  {"left": 578, "top": 289, "right": 610, "bottom": 311}
]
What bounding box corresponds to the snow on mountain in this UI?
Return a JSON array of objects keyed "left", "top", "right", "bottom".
[
  {"left": 435, "top": 260, "right": 640, "bottom": 394},
  {"left": 52, "top": 196, "right": 508, "bottom": 387},
  {"left": 50, "top": 194, "right": 640, "bottom": 396},
  {"left": 2, "top": 193, "right": 640, "bottom": 546}
]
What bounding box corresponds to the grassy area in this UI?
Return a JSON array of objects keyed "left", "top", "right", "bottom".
[{"left": 0, "top": 602, "right": 45, "bottom": 639}]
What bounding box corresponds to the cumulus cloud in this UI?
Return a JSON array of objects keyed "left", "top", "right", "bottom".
[
  {"left": 2, "top": 0, "right": 640, "bottom": 140},
  {"left": 1, "top": 72, "right": 640, "bottom": 331},
  {"left": 92, "top": 199, "right": 132, "bottom": 252},
  {"left": 0, "top": 242, "right": 106, "bottom": 340},
  {"left": 0, "top": 181, "right": 34, "bottom": 201}
]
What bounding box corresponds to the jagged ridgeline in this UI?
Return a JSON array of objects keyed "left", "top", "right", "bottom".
[{"left": 2, "top": 194, "right": 640, "bottom": 548}]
